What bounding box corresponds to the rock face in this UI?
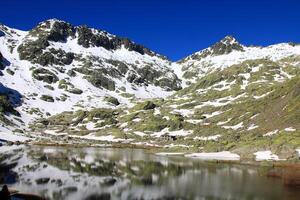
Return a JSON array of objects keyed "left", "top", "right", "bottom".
[
  {"left": 180, "top": 35, "right": 244, "bottom": 62},
  {"left": 206, "top": 35, "right": 244, "bottom": 56},
  {"left": 16, "top": 19, "right": 181, "bottom": 91},
  {"left": 0, "top": 52, "right": 3, "bottom": 70}
]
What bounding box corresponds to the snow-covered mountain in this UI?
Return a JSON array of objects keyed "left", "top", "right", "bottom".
[
  {"left": 1, "top": 19, "right": 300, "bottom": 161},
  {"left": 0, "top": 19, "right": 181, "bottom": 132},
  {"left": 179, "top": 35, "right": 300, "bottom": 84}
]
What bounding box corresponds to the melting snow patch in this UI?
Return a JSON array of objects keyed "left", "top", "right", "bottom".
[
  {"left": 247, "top": 124, "right": 259, "bottom": 130},
  {"left": 151, "top": 128, "right": 193, "bottom": 137},
  {"left": 222, "top": 122, "right": 244, "bottom": 130},
  {"left": 263, "top": 130, "right": 279, "bottom": 137},
  {"left": 120, "top": 122, "right": 128, "bottom": 128},
  {"left": 172, "top": 109, "right": 194, "bottom": 117},
  {"left": 132, "top": 118, "right": 142, "bottom": 122},
  {"left": 296, "top": 149, "right": 300, "bottom": 157},
  {"left": 85, "top": 122, "right": 97, "bottom": 130},
  {"left": 186, "top": 119, "right": 204, "bottom": 124},
  {"left": 185, "top": 151, "right": 240, "bottom": 161},
  {"left": 254, "top": 151, "right": 285, "bottom": 161},
  {"left": 153, "top": 108, "right": 161, "bottom": 115},
  {"left": 253, "top": 91, "right": 272, "bottom": 99},
  {"left": 133, "top": 131, "right": 146, "bottom": 137},
  {"left": 251, "top": 65, "right": 261, "bottom": 72},
  {"left": 284, "top": 127, "right": 296, "bottom": 132},
  {"left": 203, "top": 111, "right": 223, "bottom": 119},
  {"left": 132, "top": 142, "right": 161, "bottom": 147},
  {"left": 217, "top": 118, "right": 232, "bottom": 125},
  {"left": 194, "top": 135, "right": 221, "bottom": 141}
]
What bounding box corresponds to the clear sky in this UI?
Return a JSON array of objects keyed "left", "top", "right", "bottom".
[{"left": 1, "top": 0, "right": 300, "bottom": 60}]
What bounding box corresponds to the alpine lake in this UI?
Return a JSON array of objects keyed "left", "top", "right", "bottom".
[{"left": 0, "top": 145, "right": 299, "bottom": 200}]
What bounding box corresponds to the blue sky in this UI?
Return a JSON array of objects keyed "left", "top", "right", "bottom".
[{"left": 0, "top": 0, "right": 299, "bottom": 60}]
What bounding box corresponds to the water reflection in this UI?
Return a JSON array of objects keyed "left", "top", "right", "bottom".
[{"left": 0, "top": 145, "right": 299, "bottom": 200}]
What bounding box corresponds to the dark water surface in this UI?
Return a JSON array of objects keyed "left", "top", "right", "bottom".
[{"left": 0, "top": 145, "right": 299, "bottom": 200}]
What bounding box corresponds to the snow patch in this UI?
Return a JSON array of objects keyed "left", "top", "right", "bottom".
[
  {"left": 0, "top": 132, "right": 30, "bottom": 142},
  {"left": 194, "top": 134, "right": 221, "bottom": 141},
  {"left": 284, "top": 127, "right": 296, "bottom": 132},
  {"left": 222, "top": 122, "right": 244, "bottom": 130},
  {"left": 253, "top": 151, "right": 285, "bottom": 161},
  {"left": 185, "top": 151, "right": 240, "bottom": 161},
  {"left": 263, "top": 130, "right": 279, "bottom": 137}
]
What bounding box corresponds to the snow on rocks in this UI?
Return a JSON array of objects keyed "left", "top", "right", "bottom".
[
  {"left": 185, "top": 151, "right": 240, "bottom": 161},
  {"left": 253, "top": 151, "right": 286, "bottom": 161}
]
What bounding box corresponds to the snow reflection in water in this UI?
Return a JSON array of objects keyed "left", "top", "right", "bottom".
[{"left": 0, "top": 145, "right": 299, "bottom": 200}]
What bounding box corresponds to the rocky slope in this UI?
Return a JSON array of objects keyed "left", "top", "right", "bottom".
[
  {"left": 0, "top": 19, "right": 181, "bottom": 133},
  {"left": 1, "top": 20, "right": 300, "bottom": 161}
]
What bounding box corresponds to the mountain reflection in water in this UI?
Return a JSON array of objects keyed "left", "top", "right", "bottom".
[{"left": 0, "top": 145, "right": 299, "bottom": 200}]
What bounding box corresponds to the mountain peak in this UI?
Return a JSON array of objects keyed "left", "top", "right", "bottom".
[
  {"left": 200, "top": 35, "right": 244, "bottom": 57},
  {"left": 179, "top": 35, "right": 245, "bottom": 63},
  {"left": 219, "top": 35, "right": 239, "bottom": 45},
  {"left": 39, "top": 18, "right": 68, "bottom": 26}
]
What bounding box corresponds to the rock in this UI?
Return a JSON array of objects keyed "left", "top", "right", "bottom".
[
  {"left": 142, "top": 101, "right": 156, "bottom": 110},
  {"left": 56, "top": 179, "right": 63, "bottom": 187},
  {"left": 39, "top": 154, "right": 48, "bottom": 161},
  {"left": 100, "top": 177, "right": 117, "bottom": 186},
  {"left": 35, "top": 177, "right": 50, "bottom": 184},
  {"left": 104, "top": 96, "right": 120, "bottom": 106},
  {"left": 32, "top": 68, "right": 58, "bottom": 84},
  {"left": 40, "top": 95, "right": 55, "bottom": 102},
  {"left": 85, "top": 74, "right": 115, "bottom": 91}
]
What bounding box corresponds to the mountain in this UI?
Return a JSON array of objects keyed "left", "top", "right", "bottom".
[
  {"left": 0, "top": 19, "right": 181, "bottom": 132},
  {"left": 1, "top": 19, "right": 300, "bottom": 161},
  {"left": 179, "top": 36, "right": 300, "bottom": 84}
]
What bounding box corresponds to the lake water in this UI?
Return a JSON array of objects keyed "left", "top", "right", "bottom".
[{"left": 0, "top": 145, "right": 299, "bottom": 200}]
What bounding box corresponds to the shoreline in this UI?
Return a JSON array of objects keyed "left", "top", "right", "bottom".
[{"left": 1, "top": 140, "right": 299, "bottom": 168}]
